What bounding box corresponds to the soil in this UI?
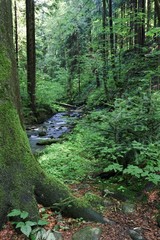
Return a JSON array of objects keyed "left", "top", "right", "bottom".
[{"left": 0, "top": 181, "right": 159, "bottom": 240}]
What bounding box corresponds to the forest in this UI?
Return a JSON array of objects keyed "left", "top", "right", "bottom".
[{"left": 0, "top": 0, "right": 160, "bottom": 239}]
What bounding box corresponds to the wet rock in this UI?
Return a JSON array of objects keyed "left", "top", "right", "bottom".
[
  {"left": 128, "top": 229, "right": 146, "bottom": 240},
  {"left": 72, "top": 226, "right": 102, "bottom": 240},
  {"left": 38, "top": 126, "right": 47, "bottom": 136},
  {"left": 36, "top": 138, "right": 62, "bottom": 145},
  {"left": 122, "top": 202, "right": 136, "bottom": 214}
]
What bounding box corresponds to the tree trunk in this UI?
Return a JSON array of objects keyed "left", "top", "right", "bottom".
[
  {"left": 14, "top": 0, "right": 18, "bottom": 67},
  {"left": 147, "top": 0, "right": 151, "bottom": 31},
  {"left": 0, "top": 0, "right": 105, "bottom": 228},
  {"left": 26, "top": 0, "right": 37, "bottom": 116},
  {"left": 102, "top": 0, "right": 107, "bottom": 94},
  {"left": 155, "top": 0, "right": 160, "bottom": 24},
  {"left": 137, "top": 0, "right": 145, "bottom": 47},
  {"left": 109, "top": 0, "right": 116, "bottom": 84}
]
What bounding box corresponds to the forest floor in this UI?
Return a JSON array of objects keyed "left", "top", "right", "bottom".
[{"left": 0, "top": 180, "right": 159, "bottom": 240}]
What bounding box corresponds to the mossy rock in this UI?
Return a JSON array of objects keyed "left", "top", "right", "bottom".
[
  {"left": 37, "top": 138, "right": 62, "bottom": 145},
  {"left": 84, "top": 193, "right": 104, "bottom": 209},
  {"left": 72, "top": 226, "right": 102, "bottom": 240}
]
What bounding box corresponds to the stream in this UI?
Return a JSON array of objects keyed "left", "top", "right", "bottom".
[{"left": 27, "top": 109, "right": 82, "bottom": 152}]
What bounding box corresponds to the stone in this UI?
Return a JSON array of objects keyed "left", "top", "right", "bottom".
[
  {"left": 122, "top": 202, "right": 135, "bottom": 214},
  {"left": 38, "top": 126, "right": 47, "bottom": 136},
  {"left": 37, "top": 138, "right": 61, "bottom": 145},
  {"left": 72, "top": 226, "right": 102, "bottom": 240},
  {"left": 128, "top": 229, "right": 146, "bottom": 240},
  {"left": 103, "top": 199, "right": 114, "bottom": 207}
]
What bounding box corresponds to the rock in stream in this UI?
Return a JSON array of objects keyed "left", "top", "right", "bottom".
[{"left": 27, "top": 110, "right": 82, "bottom": 152}]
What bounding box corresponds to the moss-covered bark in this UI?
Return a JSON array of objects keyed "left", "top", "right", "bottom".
[
  {"left": 0, "top": 102, "right": 105, "bottom": 227},
  {"left": 0, "top": 0, "right": 105, "bottom": 228}
]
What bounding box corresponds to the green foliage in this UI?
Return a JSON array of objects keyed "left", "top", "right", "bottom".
[
  {"left": 60, "top": 93, "right": 160, "bottom": 185},
  {"left": 31, "top": 228, "right": 56, "bottom": 240},
  {"left": 86, "top": 87, "right": 107, "bottom": 108},
  {"left": 38, "top": 141, "right": 95, "bottom": 183},
  {"left": 16, "top": 0, "right": 160, "bottom": 188},
  {"left": 7, "top": 209, "right": 48, "bottom": 238},
  {"left": 36, "top": 71, "right": 65, "bottom": 107}
]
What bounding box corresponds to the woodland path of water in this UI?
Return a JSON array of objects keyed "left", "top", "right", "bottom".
[{"left": 26, "top": 109, "right": 82, "bottom": 152}]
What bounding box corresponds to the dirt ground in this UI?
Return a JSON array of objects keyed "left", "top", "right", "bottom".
[{"left": 0, "top": 182, "right": 159, "bottom": 240}]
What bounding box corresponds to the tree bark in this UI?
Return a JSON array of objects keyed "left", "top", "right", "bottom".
[
  {"left": 155, "top": 0, "right": 160, "bottom": 24},
  {"left": 26, "top": 0, "right": 37, "bottom": 116},
  {"left": 147, "top": 0, "right": 151, "bottom": 31},
  {"left": 108, "top": 0, "right": 116, "bottom": 84},
  {"left": 0, "top": 0, "right": 105, "bottom": 228},
  {"left": 102, "top": 0, "right": 107, "bottom": 94},
  {"left": 14, "top": 0, "right": 18, "bottom": 67}
]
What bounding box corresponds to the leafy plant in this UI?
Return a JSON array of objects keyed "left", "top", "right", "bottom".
[
  {"left": 7, "top": 209, "right": 49, "bottom": 239},
  {"left": 38, "top": 141, "right": 95, "bottom": 183}
]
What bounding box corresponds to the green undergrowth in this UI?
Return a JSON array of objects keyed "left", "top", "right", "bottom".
[
  {"left": 38, "top": 141, "right": 96, "bottom": 183},
  {"left": 38, "top": 92, "right": 160, "bottom": 195}
]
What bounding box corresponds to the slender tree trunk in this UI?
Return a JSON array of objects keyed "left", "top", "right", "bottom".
[
  {"left": 154, "top": 0, "right": 160, "bottom": 89},
  {"left": 0, "top": 0, "right": 105, "bottom": 228},
  {"left": 155, "top": 0, "right": 160, "bottom": 24},
  {"left": 26, "top": 0, "right": 37, "bottom": 116},
  {"left": 139, "top": 0, "right": 145, "bottom": 46},
  {"left": 129, "top": 0, "right": 134, "bottom": 48},
  {"left": 147, "top": 0, "right": 151, "bottom": 31},
  {"left": 102, "top": 0, "right": 107, "bottom": 94},
  {"left": 120, "top": 4, "right": 124, "bottom": 49},
  {"left": 154, "top": 1, "right": 157, "bottom": 27},
  {"left": 109, "top": 0, "right": 116, "bottom": 84},
  {"left": 134, "top": 0, "right": 138, "bottom": 46},
  {"left": 14, "top": 0, "right": 18, "bottom": 67}
]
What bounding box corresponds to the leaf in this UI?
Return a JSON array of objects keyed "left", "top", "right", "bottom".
[
  {"left": 123, "top": 165, "right": 143, "bottom": 177},
  {"left": 46, "top": 231, "right": 56, "bottom": 240},
  {"left": 37, "top": 219, "right": 49, "bottom": 226},
  {"left": 104, "top": 163, "right": 123, "bottom": 172},
  {"left": 21, "top": 224, "right": 32, "bottom": 237},
  {"left": 35, "top": 228, "right": 47, "bottom": 240},
  {"left": 25, "top": 221, "right": 37, "bottom": 226},
  {"left": 30, "top": 234, "right": 36, "bottom": 240},
  {"left": 16, "top": 222, "right": 25, "bottom": 228},
  {"left": 7, "top": 209, "right": 21, "bottom": 217},
  {"left": 20, "top": 211, "right": 29, "bottom": 219},
  {"left": 31, "top": 227, "right": 41, "bottom": 235}
]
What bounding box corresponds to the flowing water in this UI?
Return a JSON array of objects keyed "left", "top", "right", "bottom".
[{"left": 27, "top": 110, "right": 82, "bottom": 152}]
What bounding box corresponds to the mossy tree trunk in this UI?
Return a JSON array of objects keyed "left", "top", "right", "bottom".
[
  {"left": 26, "top": 0, "right": 37, "bottom": 116},
  {"left": 0, "top": 0, "right": 105, "bottom": 228}
]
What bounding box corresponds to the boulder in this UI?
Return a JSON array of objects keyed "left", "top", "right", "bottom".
[
  {"left": 122, "top": 202, "right": 136, "bottom": 214},
  {"left": 72, "top": 226, "right": 102, "bottom": 240},
  {"left": 128, "top": 229, "right": 146, "bottom": 240}
]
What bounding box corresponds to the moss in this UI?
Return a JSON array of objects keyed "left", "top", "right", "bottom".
[
  {"left": 0, "top": 101, "right": 41, "bottom": 226},
  {"left": 0, "top": 45, "right": 11, "bottom": 98},
  {"left": 0, "top": 102, "right": 105, "bottom": 226},
  {"left": 84, "top": 192, "right": 104, "bottom": 210},
  {"left": 0, "top": 102, "right": 39, "bottom": 174}
]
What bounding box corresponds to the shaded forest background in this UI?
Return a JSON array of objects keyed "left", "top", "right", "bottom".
[{"left": 15, "top": 0, "right": 160, "bottom": 185}]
